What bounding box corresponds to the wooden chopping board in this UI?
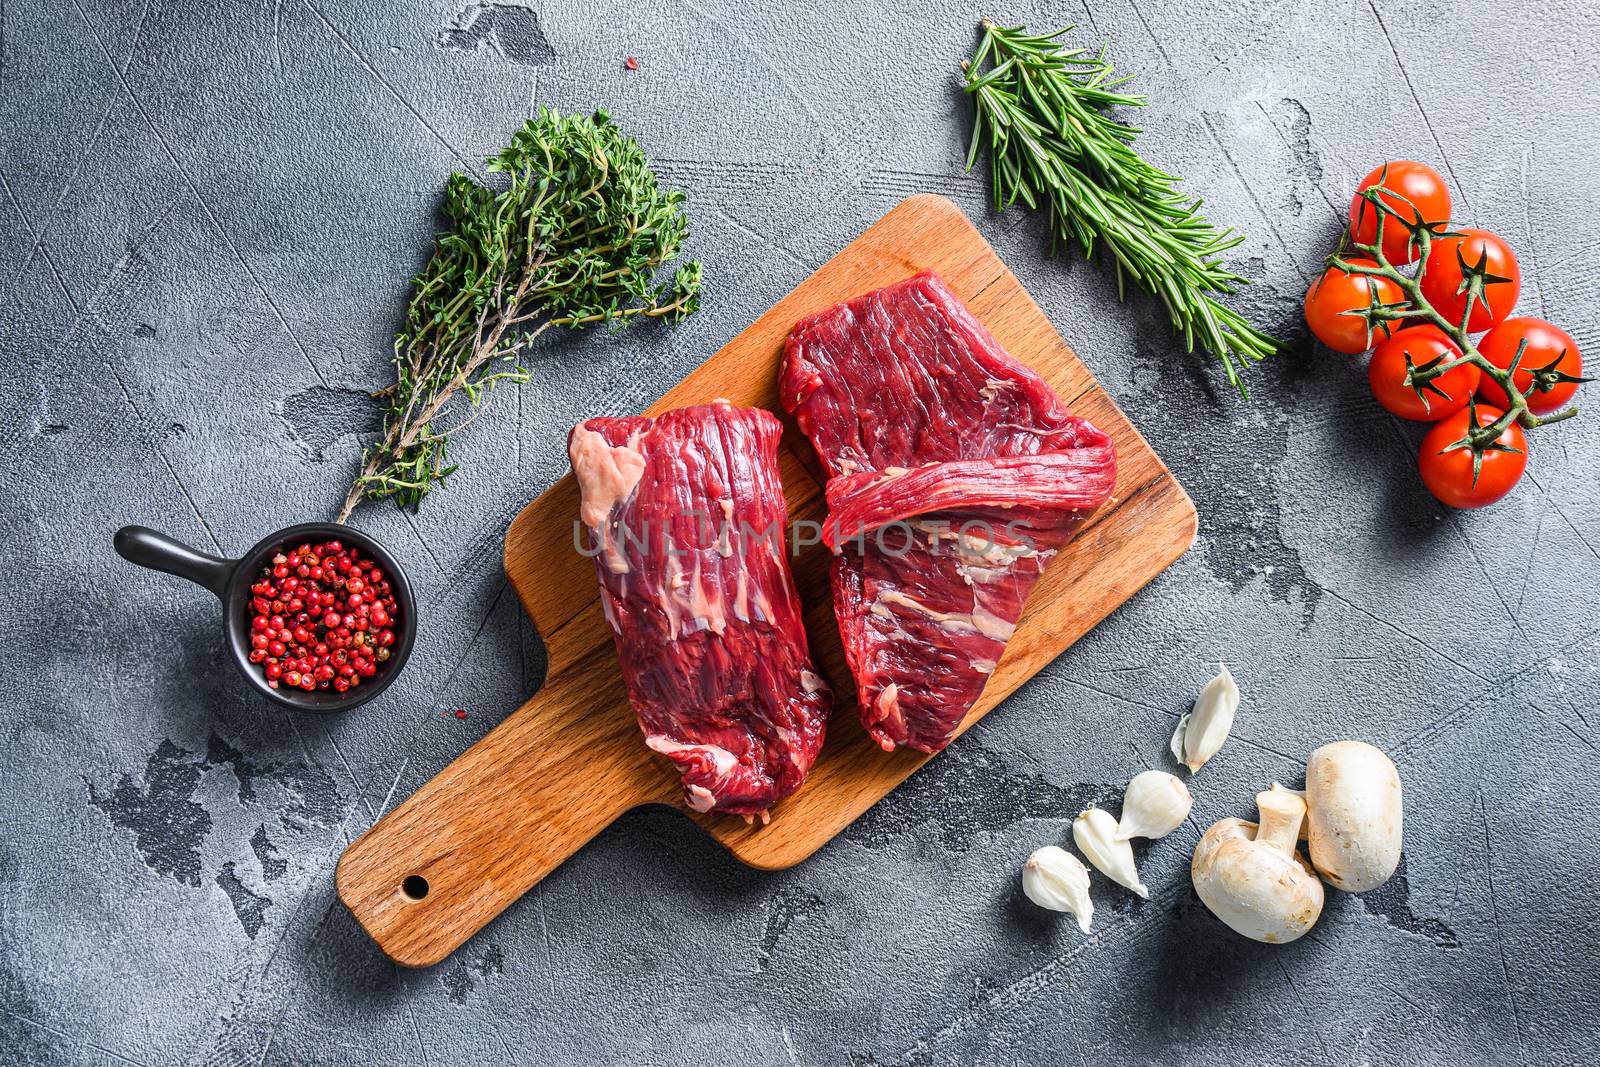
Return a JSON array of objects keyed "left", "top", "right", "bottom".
[{"left": 336, "top": 194, "right": 1198, "bottom": 967}]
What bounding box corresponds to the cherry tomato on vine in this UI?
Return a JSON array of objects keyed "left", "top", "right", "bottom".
[
  {"left": 1348, "top": 161, "right": 1451, "bottom": 265},
  {"left": 1367, "top": 326, "right": 1478, "bottom": 421},
  {"left": 1304, "top": 258, "right": 1406, "bottom": 354},
  {"left": 1419, "top": 228, "right": 1520, "bottom": 333},
  {"left": 1417, "top": 404, "right": 1528, "bottom": 508},
  {"left": 1475, "top": 317, "right": 1585, "bottom": 414}
]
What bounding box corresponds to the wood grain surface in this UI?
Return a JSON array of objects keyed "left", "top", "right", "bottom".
[{"left": 336, "top": 194, "right": 1198, "bottom": 967}]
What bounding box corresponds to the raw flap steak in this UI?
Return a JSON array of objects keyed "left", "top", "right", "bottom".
[
  {"left": 781, "top": 271, "right": 1116, "bottom": 753},
  {"left": 569, "top": 400, "right": 831, "bottom": 818}
]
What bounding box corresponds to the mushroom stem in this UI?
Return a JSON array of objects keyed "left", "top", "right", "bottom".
[{"left": 1253, "top": 788, "right": 1307, "bottom": 853}]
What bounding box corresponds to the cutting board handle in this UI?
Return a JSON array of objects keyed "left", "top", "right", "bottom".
[{"left": 336, "top": 667, "right": 659, "bottom": 967}]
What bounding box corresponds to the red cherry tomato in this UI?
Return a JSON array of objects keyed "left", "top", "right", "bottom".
[
  {"left": 1367, "top": 326, "right": 1478, "bottom": 421},
  {"left": 1348, "top": 161, "right": 1452, "bottom": 265},
  {"left": 1304, "top": 258, "right": 1407, "bottom": 354},
  {"left": 1475, "top": 316, "right": 1585, "bottom": 414},
  {"left": 1417, "top": 404, "right": 1528, "bottom": 508},
  {"left": 1419, "top": 228, "right": 1520, "bottom": 333}
]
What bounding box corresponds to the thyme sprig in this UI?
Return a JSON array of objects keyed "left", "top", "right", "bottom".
[
  {"left": 1330, "top": 190, "right": 1586, "bottom": 476},
  {"left": 338, "top": 107, "right": 702, "bottom": 523},
  {"left": 962, "top": 20, "right": 1280, "bottom": 397}
]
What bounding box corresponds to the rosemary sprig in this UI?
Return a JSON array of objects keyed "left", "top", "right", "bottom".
[
  {"left": 962, "top": 20, "right": 1280, "bottom": 396},
  {"left": 338, "top": 107, "right": 702, "bottom": 523}
]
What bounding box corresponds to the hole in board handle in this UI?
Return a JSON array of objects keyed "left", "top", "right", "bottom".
[{"left": 402, "top": 875, "right": 429, "bottom": 901}]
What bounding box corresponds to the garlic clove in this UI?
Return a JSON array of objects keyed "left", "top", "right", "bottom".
[
  {"left": 1021, "top": 845, "right": 1094, "bottom": 932},
  {"left": 1074, "top": 807, "right": 1149, "bottom": 898},
  {"left": 1168, "top": 713, "right": 1191, "bottom": 766},
  {"left": 1116, "top": 770, "right": 1193, "bottom": 841},
  {"left": 1172, "top": 663, "right": 1239, "bottom": 774}
]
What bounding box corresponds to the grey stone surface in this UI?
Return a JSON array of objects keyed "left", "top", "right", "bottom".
[{"left": 3, "top": 0, "right": 1598, "bottom": 1063}]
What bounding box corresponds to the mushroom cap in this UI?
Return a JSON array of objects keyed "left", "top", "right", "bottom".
[
  {"left": 1191, "top": 817, "right": 1324, "bottom": 943},
  {"left": 1305, "top": 740, "right": 1403, "bottom": 893}
]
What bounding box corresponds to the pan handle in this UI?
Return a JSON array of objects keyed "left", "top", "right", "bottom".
[{"left": 114, "top": 526, "right": 235, "bottom": 599}]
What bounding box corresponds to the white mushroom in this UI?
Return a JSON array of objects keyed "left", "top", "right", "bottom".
[
  {"left": 1191, "top": 787, "right": 1324, "bottom": 944},
  {"left": 1304, "top": 740, "right": 1403, "bottom": 892}
]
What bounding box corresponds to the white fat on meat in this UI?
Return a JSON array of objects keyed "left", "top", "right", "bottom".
[
  {"left": 870, "top": 683, "right": 905, "bottom": 749},
  {"left": 732, "top": 567, "right": 751, "bottom": 623},
  {"left": 911, "top": 521, "right": 1044, "bottom": 565},
  {"left": 646, "top": 734, "right": 740, "bottom": 803},
  {"left": 978, "top": 378, "right": 1013, "bottom": 401},
  {"left": 870, "top": 589, "right": 1016, "bottom": 643},
  {"left": 970, "top": 601, "right": 1016, "bottom": 642},
  {"left": 773, "top": 724, "right": 807, "bottom": 772},
  {"left": 686, "top": 566, "right": 728, "bottom": 636},
  {"left": 955, "top": 561, "right": 1007, "bottom": 588},
  {"left": 748, "top": 578, "right": 773, "bottom": 625},
  {"left": 569, "top": 425, "right": 646, "bottom": 574},
  {"left": 657, "top": 556, "right": 729, "bottom": 640}
]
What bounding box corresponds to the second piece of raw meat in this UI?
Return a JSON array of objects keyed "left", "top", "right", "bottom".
[{"left": 782, "top": 271, "right": 1116, "bottom": 753}]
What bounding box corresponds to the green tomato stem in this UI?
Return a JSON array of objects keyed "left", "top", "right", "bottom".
[{"left": 1328, "top": 193, "right": 1540, "bottom": 448}]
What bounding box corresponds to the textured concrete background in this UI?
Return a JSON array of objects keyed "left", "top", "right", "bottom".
[{"left": 4, "top": 0, "right": 1599, "bottom": 1063}]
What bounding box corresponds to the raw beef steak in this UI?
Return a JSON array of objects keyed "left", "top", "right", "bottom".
[
  {"left": 569, "top": 401, "right": 831, "bottom": 818},
  {"left": 781, "top": 271, "right": 1116, "bottom": 753}
]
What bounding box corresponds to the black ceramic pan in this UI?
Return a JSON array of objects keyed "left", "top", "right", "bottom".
[{"left": 113, "top": 522, "right": 417, "bottom": 712}]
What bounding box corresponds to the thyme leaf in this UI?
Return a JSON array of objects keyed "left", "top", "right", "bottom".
[
  {"left": 339, "top": 107, "right": 702, "bottom": 522},
  {"left": 963, "top": 21, "right": 1279, "bottom": 397}
]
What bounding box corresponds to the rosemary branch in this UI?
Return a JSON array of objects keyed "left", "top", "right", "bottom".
[
  {"left": 338, "top": 107, "right": 702, "bottom": 523},
  {"left": 962, "top": 20, "right": 1280, "bottom": 397}
]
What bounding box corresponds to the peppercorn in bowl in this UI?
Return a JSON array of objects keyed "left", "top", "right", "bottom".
[{"left": 115, "top": 521, "right": 417, "bottom": 712}]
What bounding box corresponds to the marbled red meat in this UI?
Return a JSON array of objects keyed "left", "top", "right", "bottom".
[
  {"left": 781, "top": 271, "right": 1116, "bottom": 753},
  {"left": 569, "top": 401, "right": 831, "bottom": 818}
]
